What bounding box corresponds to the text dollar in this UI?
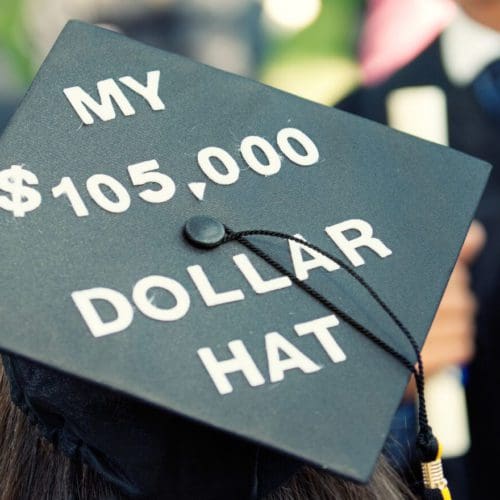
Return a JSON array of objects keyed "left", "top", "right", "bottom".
[{"left": 0, "top": 165, "right": 42, "bottom": 217}]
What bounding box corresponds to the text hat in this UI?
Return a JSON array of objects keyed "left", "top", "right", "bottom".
[{"left": 0, "top": 21, "right": 490, "bottom": 498}]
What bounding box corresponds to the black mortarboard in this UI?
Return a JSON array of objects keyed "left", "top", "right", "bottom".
[{"left": 0, "top": 21, "right": 490, "bottom": 499}]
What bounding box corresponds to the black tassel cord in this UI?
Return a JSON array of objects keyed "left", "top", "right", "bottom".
[{"left": 218, "top": 227, "right": 451, "bottom": 500}]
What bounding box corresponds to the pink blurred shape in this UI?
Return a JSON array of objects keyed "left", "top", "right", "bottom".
[{"left": 360, "top": 0, "right": 457, "bottom": 86}]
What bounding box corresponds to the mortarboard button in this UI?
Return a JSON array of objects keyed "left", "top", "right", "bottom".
[{"left": 184, "top": 215, "right": 226, "bottom": 249}]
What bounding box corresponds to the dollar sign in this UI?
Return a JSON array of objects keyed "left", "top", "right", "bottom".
[{"left": 0, "top": 165, "right": 42, "bottom": 217}]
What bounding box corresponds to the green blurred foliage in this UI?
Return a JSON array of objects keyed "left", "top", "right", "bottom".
[
  {"left": 260, "top": 0, "right": 365, "bottom": 105},
  {"left": 264, "top": 0, "right": 364, "bottom": 66},
  {"left": 0, "top": 0, "right": 34, "bottom": 86}
]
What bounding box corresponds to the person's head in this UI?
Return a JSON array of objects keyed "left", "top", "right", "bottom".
[
  {"left": 0, "top": 356, "right": 415, "bottom": 500},
  {"left": 457, "top": 0, "right": 500, "bottom": 31}
]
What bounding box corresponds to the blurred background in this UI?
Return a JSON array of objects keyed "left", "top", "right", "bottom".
[{"left": 0, "top": 0, "right": 365, "bottom": 131}]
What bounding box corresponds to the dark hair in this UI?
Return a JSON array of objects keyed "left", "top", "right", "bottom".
[{"left": 0, "top": 360, "right": 416, "bottom": 500}]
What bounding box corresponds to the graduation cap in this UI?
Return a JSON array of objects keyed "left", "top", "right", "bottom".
[{"left": 0, "top": 21, "right": 490, "bottom": 499}]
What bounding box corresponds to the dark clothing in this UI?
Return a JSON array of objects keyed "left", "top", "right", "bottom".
[{"left": 339, "top": 38, "right": 500, "bottom": 500}]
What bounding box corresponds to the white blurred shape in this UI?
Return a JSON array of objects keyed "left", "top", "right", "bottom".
[
  {"left": 262, "top": 0, "right": 321, "bottom": 32},
  {"left": 386, "top": 86, "right": 448, "bottom": 145},
  {"left": 425, "top": 368, "right": 470, "bottom": 457}
]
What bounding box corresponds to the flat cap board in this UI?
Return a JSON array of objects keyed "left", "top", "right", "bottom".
[{"left": 0, "top": 22, "right": 490, "bottom": 482}]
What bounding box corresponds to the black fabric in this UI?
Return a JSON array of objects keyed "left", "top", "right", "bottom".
[
  {"left": 338, "top": 36, "right": 500, "bottom": 500},
  {"left": 2, "top": 354, "right": 301, "bottom": 499}
]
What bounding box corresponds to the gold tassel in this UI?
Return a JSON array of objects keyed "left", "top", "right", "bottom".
[{"left": 421, "top": 442, "right": 452, "bottom": 500}]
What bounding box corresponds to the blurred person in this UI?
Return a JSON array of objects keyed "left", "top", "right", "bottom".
[
  {"left": 360, "top": 0, "right": 457, "bottom": 85},
  {"left": 339, "top": 1, "right": 500, "bottom": 497}
]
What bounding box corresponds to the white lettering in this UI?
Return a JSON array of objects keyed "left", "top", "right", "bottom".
[
  {"left": 187, "top": 265, "right": 245, "bottom": 306},
  {"left": 133, "top": 275, "right": 190, "bottom": 321},
  {"left": 277, "top": 127, "right": 319, "bottom": 166},
  {"left": 265, "top": 332, "right": 321, "bottom": 383},
  {"left": 233, "top": 253, "right": 292, "bottom": 294},
  {"left": 71, "top": 287, "right": 134, "bottom": 338},
  {"left": 197, "top": 147, "right": 240, "bottom": 185},
  {"left": 64, "top": 79, "right": 135, "bottom": 125},
  {"left": 240, "top": 135, "right": 281, "bottom": 176},
  {"left": 198, "top": 341, "right": 266, "bottom": 395},
  {"left": 325, "top": 219, "right": 392, "bottom": 267},
  {"left": 294, "top": 315, "right": 346, "bottom": 363},
  {"left": 119, "top": 70, "right": 165, "bottom": 111},
  {"left": 289, "top": 233, "right": 339, "bottom": 281}
]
